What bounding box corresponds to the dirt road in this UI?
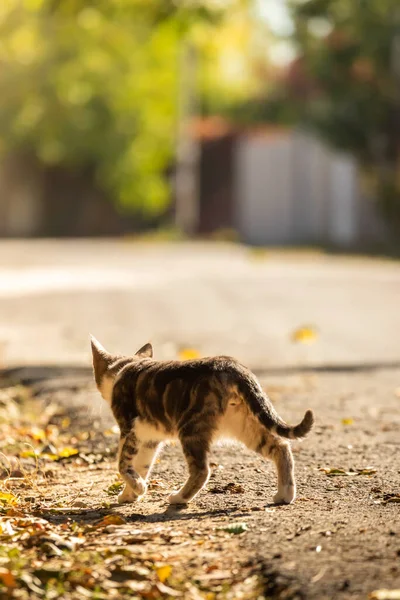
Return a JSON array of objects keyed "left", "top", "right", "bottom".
[
  {"left": 1, "top": 240, "right": 400, "bottom": 369},
  {"left": 0, "top": 240, "right": 399, "bottom": 599},
  {"left": 1, "top": 361, "right": 399, "bottom": 599}
]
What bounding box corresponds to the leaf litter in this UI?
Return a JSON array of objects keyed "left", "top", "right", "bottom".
[
  {"left": 321, "top": 467, "right": 377, "bottom": 477},
  {"left": 0, "top": 384, "right": 266, "bottom": 600}
]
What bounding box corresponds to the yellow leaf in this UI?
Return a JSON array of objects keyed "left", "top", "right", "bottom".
[
  {"left": 0, "top": 520, "right": 15, "bottom": 535},
  {"left": 30, "top": 427, "right": 46, "bottom": 441},
  {"left": 157, "top": 565, "right": 172, "bottom": 583},
  {"left": 20, "top": 449, "right": 39, "bottom": 459},
  {"left": 93, "top": 514, "right": 126, "bottom": 529},
  {"left": 57, "top": 447, "right": 79, "bottom": 459},
  {"left": 291, "top": 326, "right": 318, "bottom": 344},
  {"left": 0, "top": 492, "right": 18, "bottom": 506},
  {"left": 61, "top": 417, "right": 71, "bottom": 429},
  {"left": 43, "top": 447, "right": 79, "bottom": 461},
  {"left": 0, "top": 568, "right": 16, "bottom": 588},
  {"left": 105, "top": 481, "right": 124, "bottom": 496},
  {"left": 341, "top": 418, "right": 354, "bottom": 426},
  {"left": 178, "top": 348, "right": 200, "bottom": 361}
]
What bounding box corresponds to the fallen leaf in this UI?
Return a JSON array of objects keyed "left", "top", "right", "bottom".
[
  {"left": 369, "top": 591, "right": 400, "bottom": 600},
  {"left": 156, "top": 581, "right": 182, "bottom": 597},
  {"left": 321, "top": 468, "right": 351, "bottom": 477},
  {"left": 93, "top": 514, "right": 126, "bottom": 529},
  {"left": 225, "top": 482, "right": 245, "bottom": 494},
  {"left": 43, "top": 447, "right": 79, "bottom": 461},
  {"left": 61, "top": 417, "right": 71, "bottom": 429},
  {"left": 356, "top": 468, "right": 376, "bottom": 476},
  {"left": 157, "top": 565, "right": 172, "bottom": 583},
  {"left": 0, "top": 491, "right": 18, "bottom": 506},
  {"left": 0, "top": 519, "right": 15, "bottom": 536},
  {"left": 321, "top": 467, "right": 376, "bottom": 477},
  {"left": 105, "top": 481, "right": 124, "bottom": 496},
  {"left": 219, "top": 523, "right": 247, "bottom": 535},
  {"left": 209, "top": 482, "right": 245, "bottom": 494},
  {"left": 341, "top": 418, "right": 354, "bottom": 426},
  {"left": 291, "top": 326, "right": 318, "bottom": 344},
  {"left": 20, "top": 450, "right": 39, "bottom": 459},
  {"left": 382, "top": 494, "right": 400, "bottom": 504},
  {"left": 0, "top": 568, "right": 16, "bottom": 588},
  {"left": 178, "top": 348, "right": 200, "bottom": 361}
]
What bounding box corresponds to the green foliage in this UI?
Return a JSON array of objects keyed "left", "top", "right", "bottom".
[
  {"left": 288, "top": 0, "right": 400, "bottom": 227},
  {"left": 0, "top": 0, "right": 226, "bottom": 214}
]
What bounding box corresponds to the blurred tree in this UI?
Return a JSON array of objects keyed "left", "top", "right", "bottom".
[
  {"left": 288, "top": 0, "right": 400, "bottom": 230},
  {"left": 0, "top": 0, "right": 238, "bottom": 216}
]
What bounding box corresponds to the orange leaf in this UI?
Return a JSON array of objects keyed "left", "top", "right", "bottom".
[{"left": 0, "top": 568, "right": 16, "bottom": 588}]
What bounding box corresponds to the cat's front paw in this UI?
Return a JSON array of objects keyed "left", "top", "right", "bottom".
[
  {"left": 167, "top": 491, "right": 188, "bottom": 505},
  {"left": 117, "top": 487, "right": 138, "bottom": 504},
  {"left": 273, "top": 484, "right": 296, "bottom": 505},
  {"left": 117, "top": 479, "right": 147, "bottom": 504}
]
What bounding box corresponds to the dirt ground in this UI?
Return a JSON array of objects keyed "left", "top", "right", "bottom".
[{"left": 1, "top": 366, "right": 399, "bottom": 600}]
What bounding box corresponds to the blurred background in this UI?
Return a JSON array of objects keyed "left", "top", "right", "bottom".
[
  {"left": 1, "top": 0, "right": 400, "bottom": 247},
  {"left": 1, "top": 0, "right": 400, "bottom": 372}
]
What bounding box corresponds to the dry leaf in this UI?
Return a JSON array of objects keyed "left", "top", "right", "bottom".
[
  {"left": 291, "top": 326, "right": 318, "bottom": 344},
  {"left": 156, "top": 581, "right": 182, "bottom": 597},
  {"left": 341, "top": 418, "right": 354, "bottom": 426},
  {"left": 157, "top": 565, "right": 172, "bottom": 583},
  {"left": 369, "top": 591, "right": 400, "bottom": 600},
  {"left": 105, "top": 481, "right": 124, "bottom": 496},
  {"left": 356, "top": 468, "right": 376, "bottom": 476},
  {"left": 93, "top": 514, "right": 126, "bottom": 529},
  {"left": 0, "top": 568, "right": 16, "bottom": 588},
  {"left": 321, "top": 468, "right": 350, "bottom": 477},
  {"left": 219, "top": 523, "right": 247, "bottom": 535},
  {"left": 321, "top": 467, "right": 376, "bottom": 477}
]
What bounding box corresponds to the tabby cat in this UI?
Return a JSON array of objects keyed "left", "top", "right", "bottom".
[{"left": 91, "top": 336, "right": 314, "bottom": 506}]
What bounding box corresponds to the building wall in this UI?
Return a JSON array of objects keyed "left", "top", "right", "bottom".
[{"left": 234, "top": 129, "right": 386, "bottom": 246}]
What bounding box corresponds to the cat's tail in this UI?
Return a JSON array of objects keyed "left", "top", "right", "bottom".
[{"left": 238, "top": 374, "right": 314, "bottom": 440}]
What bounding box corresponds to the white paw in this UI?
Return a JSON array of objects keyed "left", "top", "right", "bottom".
[
  {"left": 167, "top": 491, "right": 188, "bottom": 505},
  {"left": 133, "top": 478, "right": 147, "bottom": 497},
  {"left": 117, "top": 479, "right": 147, "bottom": 504},
  {"left": 117, "top": 489, "right": 137, "bottom": 504},
  {"left": 273, "top": 485, "right": 296, "bottom": 505}
]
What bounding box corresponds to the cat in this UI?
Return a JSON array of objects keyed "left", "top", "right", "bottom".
[{"left": 90, "top": 336, "right": 314, "bottom": 506}]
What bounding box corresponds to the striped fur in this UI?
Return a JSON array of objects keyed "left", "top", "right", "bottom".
[{"left": 90, "top": 336, "right": 314, "bottom": 505}]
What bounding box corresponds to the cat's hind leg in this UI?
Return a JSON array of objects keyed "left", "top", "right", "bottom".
[
  {"left": 168, "top": 437, "right": 210, "bottom": 505},
  {"left": 257, "top": 436, "right": 296, "bottom": 504}
]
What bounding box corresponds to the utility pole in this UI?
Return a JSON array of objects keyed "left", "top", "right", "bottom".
[{"left": 175, "top": 40, "right": 200, "bottom": 236}]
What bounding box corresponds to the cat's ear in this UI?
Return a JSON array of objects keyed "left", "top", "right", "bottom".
[
  {"left": 135, "top": 342, "right": 153, "bottom": 358},
  {"left": 90, "top": 335, "right": 113, "bottom": 386}
]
